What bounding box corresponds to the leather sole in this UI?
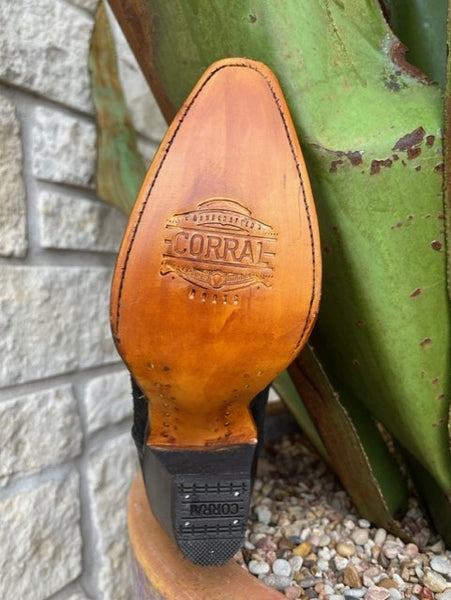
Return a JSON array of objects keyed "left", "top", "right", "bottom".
[{"left": 111, "top": 58, "right": 321, "bottom": 564}]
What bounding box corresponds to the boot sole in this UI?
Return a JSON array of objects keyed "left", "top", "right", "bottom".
[{"left": 111, "top": 58, "right": 321, "bottom": 564}]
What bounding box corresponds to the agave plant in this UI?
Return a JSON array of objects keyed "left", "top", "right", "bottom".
[{"left": 90, "top": 0, "right": 451, "bottom": 544}]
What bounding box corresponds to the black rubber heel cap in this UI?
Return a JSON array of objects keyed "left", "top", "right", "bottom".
[
  {"left": 142, "top": 444, "right": 256, "bottom": 566},
  {"left": 175, "top": 474, "right": 250, "bottom": 565}
]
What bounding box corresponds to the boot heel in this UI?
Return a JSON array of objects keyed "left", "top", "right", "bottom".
[{"left": 143, "top": 444, "right": 256, "bottom": 566}]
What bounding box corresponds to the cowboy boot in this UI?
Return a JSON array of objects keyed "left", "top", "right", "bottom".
[{"left": 111, "top": 58, "right": 321, "bottom": 566}]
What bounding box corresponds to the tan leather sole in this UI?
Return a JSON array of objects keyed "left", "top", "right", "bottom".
[{"left": 111, "top": 58, "right": 321, "bottom": 450}]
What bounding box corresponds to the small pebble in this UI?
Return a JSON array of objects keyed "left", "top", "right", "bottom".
[
  {"left": 318, "top": 547, "right": 331, "bottom": 560},
  {"left": 374, "top": 529, "right": 387, "bottom": 546},
  {"left": 284, "top": 586, "right": 301, "bottom": 600},
  {"left": 273, "top": 558, "right": 292, "bottom": 577},
  {"left": 299, "top": 577, "right": 318, "bottom": 589},
  {"left": 388, "top": 589, "right": 402, "bottom": 600},
  {"left": 248, "top": 559, "right": 270, "bottom": 575},
  {"left": 256, "top": 506, "right": 272, "bottom": 525},
  {"left": 358, "top": 519, "right": 371, "bottom": 528},
  {"left": 430, "top": 555, "right": 451, "bottom": 576},
  {"left": 279, "top": 537, "right": 296, "bottom": 551},
  {"left": 334, "top": 555, "right": 349, "bottom": 570},
  {"left": 436, "top": 592, "right": 451, "bottom": 600},
  {"left": 253, "top": 522, "right": 270, "bottom": 534},
  {"left": 400, "top": 566, "right": 411, "bottom": 582},
  {"left": 352, "top": 528, "right": 369, "bottom": 546},
  {"left": 364, "top": 586, "right": 390, "bottom": 600},
  {"left": 363, "top": 567, "right": 382, "bottom": 588},
  {"left": 337, "top": 540, "right": 356, "bottom": 557},
  {"left": 343, "top": 565, "right": 363, "bottom": 588},
  {"left": 317, "top": 558, "right": 329, "bottom": 571},
  {"left": 377, "top": 578, "right": 398, "bottom": 590},
  {"left": 293, "top": 541, "right": 312, "bottom": 557},
  {"left": 371, "top": 545, "right": 382, "bottom": 560},
  {"left": 382, "top": 541, "right": 402, "bottom": 560},
  {"left": 415, "top": 565, "right": 425, "bottom": 579},
  {"left": 289, "top": 555, "right": 303, "bottom": 572},
  {"left": 266, "top": 549, "right": 277, "bottom": 564},
  {"left": 263, "top": 574, "right": 292, "bottom": 590},
  {"left": 403, "top": 543, "right": 419, "bottom": 558},
  {"left": 249, "top": 532, "right": 266, "bottom": 545},
  {"left": 284, "top": 524, "right": 302, "bottom": 540},
  {"left": 307, "top": 533, "right": 319, "bottom": 545},
  {"left": 324, "top": 583, "right": 335, "bottom": 595},
  {"left": 319, "top": 534, "right": 331, "bottom": 547},
  {"left": 423, "top": 569, "right": 449, "bottom": 593},
  {"left": 256, "top": 535, "right": 277, "bottom": 551},
  {"left": 391, "top": 574, "right": 404, "bottom": 587},
  {"left": 421, "top": 587, "right": 435, "bottom": 600},
  {"left": 344, "top": 589, "right": 367, "bottom": 598}
]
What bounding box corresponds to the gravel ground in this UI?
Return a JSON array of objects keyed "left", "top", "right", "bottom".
[{"left": 235, "top": 433, "right": 451, "bottom": 600}]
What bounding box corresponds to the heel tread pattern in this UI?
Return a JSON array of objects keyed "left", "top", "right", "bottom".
[{"left": 174, "top": 475, "right": 250, "bottom": 565}]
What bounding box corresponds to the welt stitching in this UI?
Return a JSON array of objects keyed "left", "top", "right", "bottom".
[{"left": 115, "top": 60, "right": 318, "bottom": 348}]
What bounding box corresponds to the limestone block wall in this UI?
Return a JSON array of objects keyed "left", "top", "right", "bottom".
[{"left": 0, "top": 2, "right": 165, "bottom": 598}]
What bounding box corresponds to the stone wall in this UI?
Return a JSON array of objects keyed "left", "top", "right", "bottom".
[{"left": 0, "top": 2, "right": 166, "bottom": 598}]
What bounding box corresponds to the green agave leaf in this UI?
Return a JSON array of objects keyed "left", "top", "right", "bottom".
[
  {"left": 403, "top": 450, "right": 451, "bottom": 546},
  {"left": 446, "top": 1, "right": 451, "bottom": 306},
  {"left": 108, "top": 0, "right": 451, "bottom": 536},
  {"left": 289, "top": 346, "right": 407, "bottom": 534},
  {"left": 272, "top": 368, "right": 330, "bottom": 464},
  {"left": 89, "top": 1, "right": 146, "bottom": 214},
  {"left": 381, "top": 0, "right": 448, "bottom": 87}
]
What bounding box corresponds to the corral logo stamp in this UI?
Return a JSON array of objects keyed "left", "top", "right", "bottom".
[
  {"left": 161, "top": 198, "right": 277, "bottom": 292},
  {"left": 190, "top": 502, "right": 240, "bottom": 517}
]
